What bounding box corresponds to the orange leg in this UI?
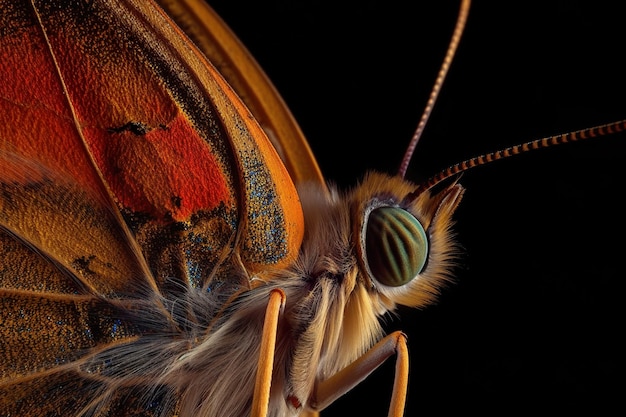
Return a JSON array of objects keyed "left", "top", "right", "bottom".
[
  {"left": 251, "top": 289, "right": 286, "bottom": 417},
  {"left": 310, "top": 331, "right": 409, "bottom": 417}
]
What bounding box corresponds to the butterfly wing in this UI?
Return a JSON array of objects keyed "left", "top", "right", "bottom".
[
  {"left": 0, "top": 0, "right": 304, "bottom": 414},
  {"left": 155, "top": 0, "right": 327, "bottom": 190}
]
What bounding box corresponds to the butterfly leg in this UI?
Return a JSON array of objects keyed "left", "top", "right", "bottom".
[
  {"left": 251, "top": 288, "right": 286, "bottom": 417},
  {"left": 310, "top": 331, "right": 409, "bottom": 417}
]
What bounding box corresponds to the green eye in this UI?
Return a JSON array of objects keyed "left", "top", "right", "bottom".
[{"left": 365, "top": 207, "right": 428, "bottom": 287}]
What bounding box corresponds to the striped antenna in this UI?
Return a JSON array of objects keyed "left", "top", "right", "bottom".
[
  {"left": 406, "top": 120, "right": 626, "bottom": 200},
  {"left": 397, "top": 0, "right": 471, "bottom": 179}
]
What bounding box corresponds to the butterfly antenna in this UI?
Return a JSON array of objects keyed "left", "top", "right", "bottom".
[
  {"left": 406, "top": 120, "right": 626, "bottom": 199},
  {"left": 397, "top": 0, "right": 471, "bottom": 179}
]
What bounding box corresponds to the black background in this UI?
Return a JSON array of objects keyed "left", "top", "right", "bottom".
[{"left": 208, "top": 1, "right": 624, "bottom": 415}]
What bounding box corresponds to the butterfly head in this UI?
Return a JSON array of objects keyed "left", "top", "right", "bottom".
[{"left": 348, "top": 172, "right": 463, "bottom": 309}]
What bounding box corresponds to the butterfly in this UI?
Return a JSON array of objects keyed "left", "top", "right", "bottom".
[{"left": 0, "top": 0, "right": 620, "bottom": 416}]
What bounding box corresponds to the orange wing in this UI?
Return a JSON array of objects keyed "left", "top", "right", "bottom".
[
  {"left": 0, "top": 1, "right": 304, "bottom": 415},
  {"left": 156, "top": 0, "right": 327, "bottom": 190},
  {"left": 0, "top": 0, "right": 304, "bottom": 286}
]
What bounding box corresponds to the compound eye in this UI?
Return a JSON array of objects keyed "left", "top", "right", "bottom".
[{"left": 365, "top": 207, "right": 428, "bottom": 287}]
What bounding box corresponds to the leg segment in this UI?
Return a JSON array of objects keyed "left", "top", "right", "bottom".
[
  {"left": 309, "top": 331, "right": 409, "bottom": 417},
  {"left": 251, "top": 289, "right": 286, "bottom": 417}
]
